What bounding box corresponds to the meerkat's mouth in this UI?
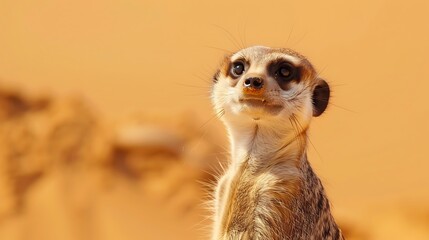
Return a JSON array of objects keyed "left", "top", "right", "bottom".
[
  {"left": 236, "top": 97, "right": 284, "bottom": 115},
  {"left": 239, "top": 98, "right": 267, "bottom": 107}
]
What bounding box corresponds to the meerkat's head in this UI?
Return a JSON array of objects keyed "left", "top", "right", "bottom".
[{"left": 212, "top": 46, "right": 329, "bottom": 135}]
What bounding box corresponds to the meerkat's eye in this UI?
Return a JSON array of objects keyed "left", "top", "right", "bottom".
[
  {"left": 230, "top": 61, "right": 245, "bottom": 78},
  {"left": 276, "top": 63, "right": 296, "bottom": 81}
]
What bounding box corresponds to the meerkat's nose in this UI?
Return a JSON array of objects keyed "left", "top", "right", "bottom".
[{"left": 244, "top": 77, "right": 264, "bottom": 90}]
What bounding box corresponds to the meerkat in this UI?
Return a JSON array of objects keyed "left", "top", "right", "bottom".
[{"left": 210, "top": 46, "right": 344, "bottom": 240}]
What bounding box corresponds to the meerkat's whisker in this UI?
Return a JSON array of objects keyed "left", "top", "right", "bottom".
[
  {"left": 174, "top": 81, "right": 211, "bottom": 90},
  {"left": 203, "top": 45, "right": 234, "bottom": 54},
  {"left": 211, "top": 24, "right": 243, "bottom": 50}
]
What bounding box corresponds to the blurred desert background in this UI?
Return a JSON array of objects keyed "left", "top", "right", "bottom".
[{"left": 0, "top": 0, "right": 428, "bottom": 239}]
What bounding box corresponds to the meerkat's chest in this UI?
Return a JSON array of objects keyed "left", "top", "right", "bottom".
[{"left": 213, "top": 168, "right": 301, "bottom": 239}]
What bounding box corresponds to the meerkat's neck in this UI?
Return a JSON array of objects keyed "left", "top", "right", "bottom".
[{"left": 225, "top": 120, "right": 308, "bottom": 170}]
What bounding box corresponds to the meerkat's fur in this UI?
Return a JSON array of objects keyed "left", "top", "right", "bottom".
[{"left": 211, "top": 46, "right": 344, "bottom": 240}]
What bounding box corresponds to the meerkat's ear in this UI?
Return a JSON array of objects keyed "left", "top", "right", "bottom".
[{"left": 312, "top": 78, "right": 330, "bottom": 117}]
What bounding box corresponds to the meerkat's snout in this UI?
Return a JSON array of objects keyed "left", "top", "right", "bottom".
[
  {"left": 243, "top": 77, "right": 264, "bottom": 90},
  {"left": 241, "top": 75, "right": 266, "bottom": 100},
  {"left": 242, "top": 75, "right": 265, "bottom": 97}
]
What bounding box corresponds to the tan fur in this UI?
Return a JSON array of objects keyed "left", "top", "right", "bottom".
[{"left": 211, "top": 46, "right": 344, "bottom": 240}]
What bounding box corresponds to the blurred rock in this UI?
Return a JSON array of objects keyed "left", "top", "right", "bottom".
[
  {"left": 0, "top": 85, "right": 222, "bottom": 240},
  {"left": 0, "top": 87, "right": 108, "bottom": 220}
]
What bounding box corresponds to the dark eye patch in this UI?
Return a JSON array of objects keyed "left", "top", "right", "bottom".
[
  {"left": 231, "top": 61, "right": 245, "bottom": 77},
  {"left": 267, "top": 59, "right": 301, "bottom": 90},
  {"left": 228, "top": 58, "right": 248, "bottom": 79}
]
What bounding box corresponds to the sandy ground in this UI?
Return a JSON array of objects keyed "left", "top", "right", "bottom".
[{"left": 0, "top": 0, "right": 428, "bottom": 239}]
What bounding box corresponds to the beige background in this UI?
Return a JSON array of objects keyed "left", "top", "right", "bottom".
[{"left": 0, "top": 0, "right": 428, "bottom": 239}]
